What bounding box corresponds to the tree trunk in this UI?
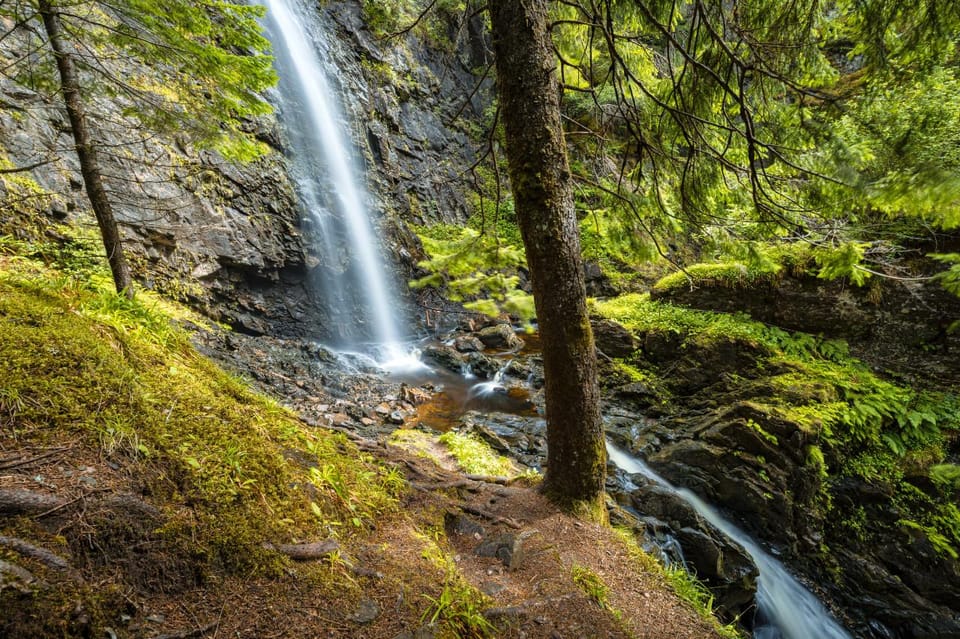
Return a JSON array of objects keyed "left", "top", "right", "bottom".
[
  {"left": 38, "top": 0, "right": 134, "bottom": 298},
  {"left": 488, "top": 0, "right": 606, "bottom": 515}
]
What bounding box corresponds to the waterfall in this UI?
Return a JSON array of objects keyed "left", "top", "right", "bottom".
[
  {"left": 607, "top": 443, "right": 853, "bottom": 639},
  {"left": 258, "top": 0, "right": 402, "bottom": 354}
]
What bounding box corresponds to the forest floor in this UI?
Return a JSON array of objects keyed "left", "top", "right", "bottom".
[
  {"left": 0, "top": 255, "right": 732, "bottom": 638},
  {"left": 0, "top": 424, "right": 727, "bottom": 639}
]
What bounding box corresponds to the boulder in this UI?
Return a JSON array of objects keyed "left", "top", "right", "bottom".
[
  {"left": 591, "top": 318, "right": 638, "bottom": 358},
  {"left": 477, "top": 324, "right": 523, "bottom": 350}
]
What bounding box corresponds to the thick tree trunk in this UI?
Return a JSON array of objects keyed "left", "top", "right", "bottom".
[
  {"left": 488, "top": 0, "right": 606, "bottom": 514},
  {"left": 38, "top": 0, "right": 134, "bottom": 298}
]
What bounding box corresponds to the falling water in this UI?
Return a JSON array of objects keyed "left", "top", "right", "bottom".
[
  {"left": 258, "top": 0, "right": 402, "bottom": 354},
  {"left": 607, "top": 443, "right": 853, "bottom": 639}
]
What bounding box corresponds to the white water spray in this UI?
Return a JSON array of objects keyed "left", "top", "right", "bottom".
[
  {"left": 259, "top": 0, "right": 403, "bottom": 357},
  {"left": 607, "top": 443, "right": 852, "bottom": 639}
]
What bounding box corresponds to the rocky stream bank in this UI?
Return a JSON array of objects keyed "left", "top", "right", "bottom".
[{"left": 192, "top": 303, "right": 960, "bottom": 639}]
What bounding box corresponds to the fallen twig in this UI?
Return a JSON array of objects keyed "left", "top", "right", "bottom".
[
  {"left": 460, "top": 504, "right": 522, "bottom": 529},
  {"left": 263, "top": 539, "right": 339, "bottom": 561},
  {"left": 0, "top": 447, "right": 70, "bottom": 471},
  {"left": 0, "top": 535, "right": 71, "bottom": 571}
]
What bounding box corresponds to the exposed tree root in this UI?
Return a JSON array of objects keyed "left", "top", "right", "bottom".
[
  {"left": 263, "top": 539, "right": 340, "bottom": 561},
  {"left": 0, "top": 489, "right": 67, "bottom": 516},
  {"left": 0, "top": 535, "right": 72, "bottom": 571},
  {"left": 460, "top": 504, "right": 522, "bottom": 529}
]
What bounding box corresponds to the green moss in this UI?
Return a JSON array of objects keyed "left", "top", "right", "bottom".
[
  {"left": 653, "top": 262, "right": 781, "bottom": 294},
  {"left": 931, "top": 464, "right": 960, "bottom": 492},
  {"left": 597, "top": 291, "right": 960, "bottom": 562},
  {"left": 593, "top": 293, "right": 772, "bottom": 348},
  {"left": 571, "top": 563, "right": 614, "bottom": 610},
  {"left": 437, "top": 431, "right": 517, "bottom": 477},
  {"left": 0, "top": 256, "right": 403, "bottom": 576}
]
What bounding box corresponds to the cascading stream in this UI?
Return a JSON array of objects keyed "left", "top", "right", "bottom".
[
  {"left": 607, "top": 443, "right": 853, "bottom": 639},
  {"left": 258, "top": 0, "right": 402, "bottom": 354}
]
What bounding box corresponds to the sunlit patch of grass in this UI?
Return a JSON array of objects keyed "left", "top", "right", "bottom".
[{"left": 438, "top": 431, "right": 517, "bottom": 477}]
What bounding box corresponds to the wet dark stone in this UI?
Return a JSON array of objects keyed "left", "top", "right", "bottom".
[
  {"left": 477, "top": 324, "right": 523, "bottom": 350},
  {"left": 445, "top": 513, "right": 484, "bottom": 538},
  {"left": 591, "top": 318, "right": 638, "bottom": 358}
]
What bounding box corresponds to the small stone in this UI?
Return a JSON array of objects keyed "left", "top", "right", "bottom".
[
  {"left": 453, "top": 335, "right": 484, "bottom": 353},
  {"left": 413, "top": 623, "right": 437, "bottom": 639},
  {"left": 477, "top": 324, "right": 523, "bottom": 350},
  {"left": 444, "top": 513, "right": 484, "bottom": 538},
  {"left": 475, "top": 532, "right": 526, "bottom": 570},
  {"left": 388, "top": 410, "right": 407, "bottom": 424},
  {"left": 348, "top": 598, "right": 380, "bottom": 624},
  {"left": 331, "top": 413, "right": 351, "bottom": 426}
]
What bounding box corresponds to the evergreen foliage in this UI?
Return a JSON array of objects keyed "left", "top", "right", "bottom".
[
  {"left": 0, "top": 0, "right": 276, "bottom": 296},
  {"left": 0, "top": 0, "right": 276, "bottom": 161},
  {"left": 410, "top": 0, "right": 960, "bottom": 311}
]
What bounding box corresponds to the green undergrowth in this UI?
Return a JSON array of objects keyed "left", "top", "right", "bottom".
[
  {"left": 596, "top": 293, "right": 960, "bottom": 557},
  {"left": 417, "top": 527, "right": 496, "bottom": 638},
  {"left": 437, "top": 431, "right": 517, "bottom": 476},
  {"left": 0, "top": 255, "right": 404, "bottom": 574},
  {"left": 652, "top": 240, "right": 881, "bottom": 294},
  {"left": 594, "top": 294, "right": 958, "bottom": 454}
]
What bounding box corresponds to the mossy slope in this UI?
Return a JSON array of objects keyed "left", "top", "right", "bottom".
[{"left": 0, "top": 256, "right": 426, "bottom": 637}]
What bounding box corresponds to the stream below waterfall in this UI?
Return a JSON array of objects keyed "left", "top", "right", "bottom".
[
  {"left": 607, "top": 444, "right": 853, "bottom": 639},
  {"left": 375, "top": 336, "right": 856, "bottom": 638}
]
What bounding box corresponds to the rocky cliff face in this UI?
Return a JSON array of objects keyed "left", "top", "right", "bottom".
[
  {"left": 597, "top": 319, "right": 960, "bottom": 639},
  {"left": 0, "top": 1, "right": 490, "bottom": 340},
  {"left": 650, "top": 254, "right": 960, "bottom": 389}
]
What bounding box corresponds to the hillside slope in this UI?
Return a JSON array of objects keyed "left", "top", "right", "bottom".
[{"left": 0, "top": 252, "right": 731, "bottom": 639}]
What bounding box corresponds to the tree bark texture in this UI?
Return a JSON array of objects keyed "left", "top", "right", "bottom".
[
  {"left": 38, "top": 0, "right": 134, "bottom": 298},
  {"left": 488, "top": 0, "right": 606, "bottom": 507}
]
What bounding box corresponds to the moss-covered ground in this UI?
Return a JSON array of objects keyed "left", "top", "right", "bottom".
[{"left": 0, "top": 235, "right": 735, "bottom": 638}]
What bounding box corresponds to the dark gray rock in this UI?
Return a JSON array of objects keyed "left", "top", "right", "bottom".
[
  {"left": 477, "top": 324, "right": 523, "bottom": 350},
  {"left": 628, "top": 482, "right": 758, "bottom": 615},
  {"left": 453, "top": 335, "right": 484, "bottom": 353},
  {"left": 475, "top": 532, "right": 526, "bottom": 571},
  {"left": 444, "top": 513, "right": 484, "bottom": 539},
  {"left": 591, "top": 318, "right": 638, "bottom": 358},
  {"left": 421, "top": 344, "right": 466, "bottom": 373},
  {"left": 348, "top": 598, "right": 381, "bottom": 624}
]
